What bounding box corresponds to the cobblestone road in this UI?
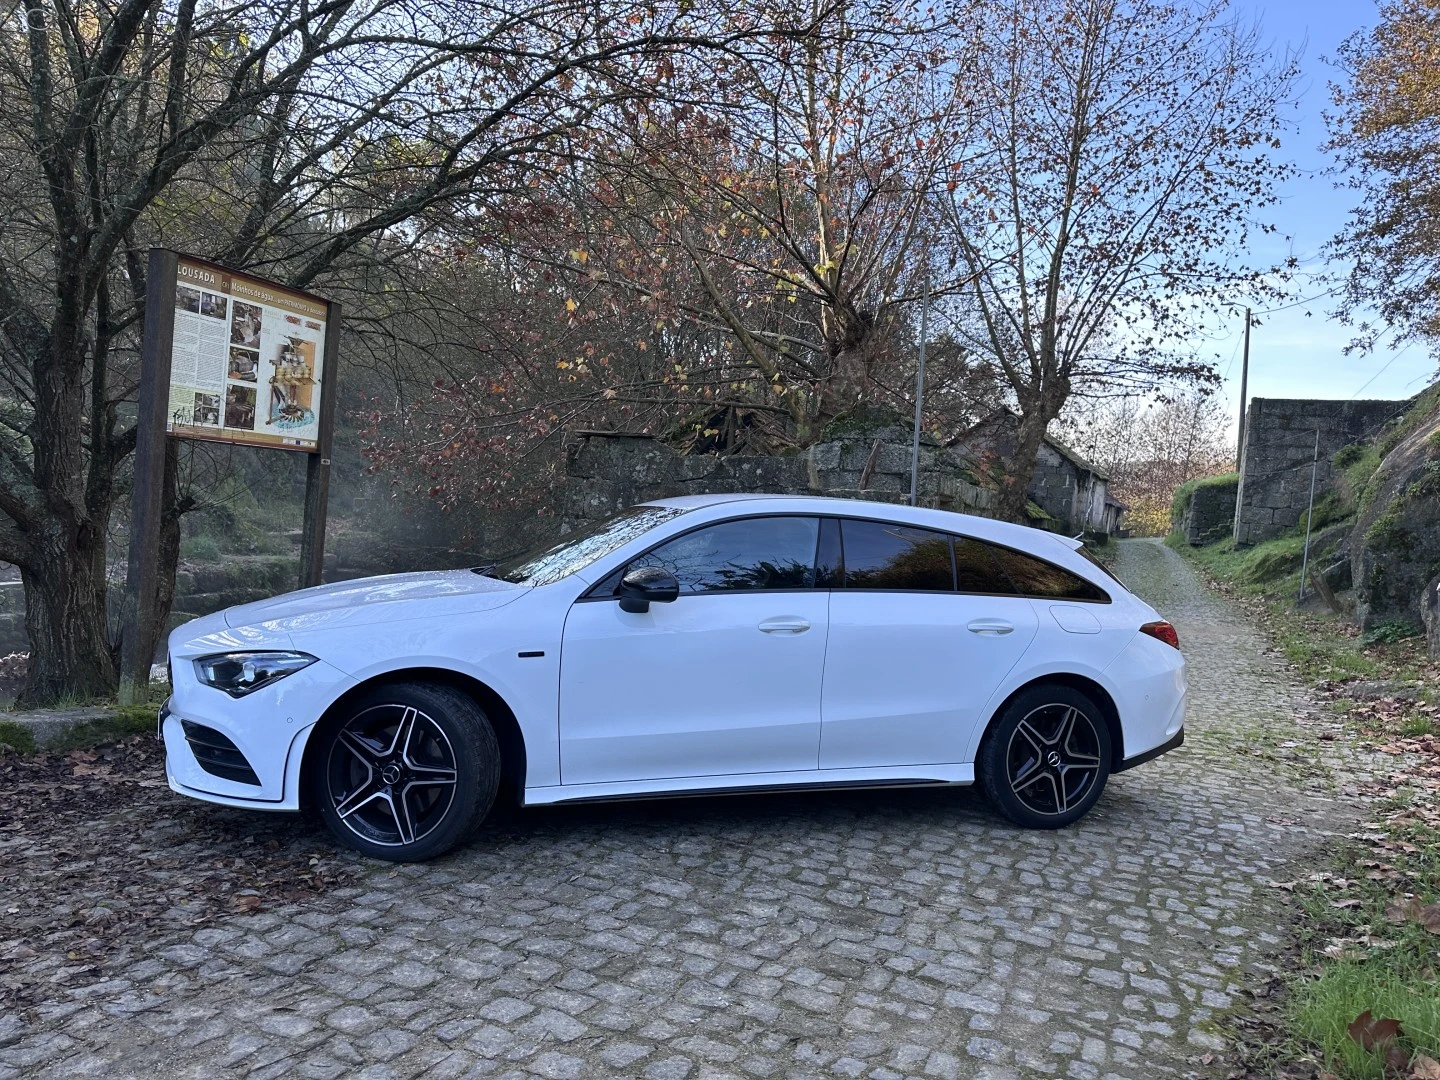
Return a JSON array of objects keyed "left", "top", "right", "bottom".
[{"left": 1, "top": 541, "right": 1375, "bottom": 1079}]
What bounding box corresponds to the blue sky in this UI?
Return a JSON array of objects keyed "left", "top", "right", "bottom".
[{"left": 1208, "top": 0, "right": 1436, "bottom": 424}]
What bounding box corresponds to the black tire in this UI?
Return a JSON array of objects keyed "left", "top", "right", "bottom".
[
  {"left": 977, "top": 683, "right": 1112, "bottom": 829},
  {"left": 312, "top": 682, "right": 500, "bottom": 862}
]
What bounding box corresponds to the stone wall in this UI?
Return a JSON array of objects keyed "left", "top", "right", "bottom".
[
  {"left": 561, "top": 426, "right": 996, "bottom": 530},
  {"left": 1234, "top": 398, "right": 1407, "bottom": 546},
  {"left": 1183, "top": 476, "right": 1239, "bottom": 546}
]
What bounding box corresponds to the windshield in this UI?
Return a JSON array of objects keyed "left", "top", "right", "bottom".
[{"left": 489, "top": 505, "right": 688, "bottom": 587}]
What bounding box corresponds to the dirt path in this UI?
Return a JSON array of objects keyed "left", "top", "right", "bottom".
[{"left": 0, "top": 539, "right": 1374, "bottom": 1079}]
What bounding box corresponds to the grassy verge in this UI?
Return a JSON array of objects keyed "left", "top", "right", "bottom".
[{"left": 1175, "top": 534, "right": 1440, "bottom": 1078}]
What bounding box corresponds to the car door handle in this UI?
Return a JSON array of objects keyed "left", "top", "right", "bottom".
[
  {"left": 967, "top": 619, "right": 1015, "bottom": 635},
  {"left": 758, "top": 617, "right": 810, "bottom": 634}
]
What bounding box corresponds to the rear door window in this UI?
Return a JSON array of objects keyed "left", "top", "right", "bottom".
[
  {"left": 839, "top": 520, "right": 955, "bottom": 591},
  {"left": 952, "top": 537, "right": 1019, "bottom": 595}
]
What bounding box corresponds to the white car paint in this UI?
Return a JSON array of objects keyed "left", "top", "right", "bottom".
[
  {"left": 560, "top": 591, "right": 831, "bottom": 784},
  {"left": 163, "top": 494, "right": 1186, "bottom": 819}
]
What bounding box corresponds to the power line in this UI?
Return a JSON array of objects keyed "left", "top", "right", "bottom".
[
  {"left": 1251, "top": 286, "right": 1341, "bottom": 316},
  {"left": 1220, "top": 330, "right": 1244, "bottom": 381},
  {"left": 1350, "top": 348, "right": 1410, "bottom": 399}
]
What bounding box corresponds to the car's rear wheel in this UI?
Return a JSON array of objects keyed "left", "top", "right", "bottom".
[
  {"left": 313, "top": 682, "right": 499, "bottom": 862},
  {"left": 977, "top": 683, "right": 1112, "bottom": 829}
]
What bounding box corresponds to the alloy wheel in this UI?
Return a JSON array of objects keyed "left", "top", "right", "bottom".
[
  {"left": 324, "top": 704, "right": 458, "bottom": 847},
  {"left": 1004, "top": 703, "right": 1104, "bottom": 816}
]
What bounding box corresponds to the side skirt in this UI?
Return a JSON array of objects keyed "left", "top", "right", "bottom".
[{"left": 524, "top": 764, "right": 974, "bottom": 807}]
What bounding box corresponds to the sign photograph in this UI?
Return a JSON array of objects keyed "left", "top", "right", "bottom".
[{"left": 166, "top": 257, "right": 329, "bottom": 452}]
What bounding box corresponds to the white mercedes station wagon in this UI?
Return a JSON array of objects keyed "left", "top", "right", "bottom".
[{"left": 162, "top": 495, "right": 1186, "bottom": 861}]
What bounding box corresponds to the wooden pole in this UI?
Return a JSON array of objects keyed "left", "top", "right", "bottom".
[
  {"left": 119, "top": 249, "right": 178, "bottom": 706},
  {"left": 299, "top": 301, "right": 341, "bottom": 588},
  {"left": 1235, "top": 307, "right": 1251, "bottom": 473}
]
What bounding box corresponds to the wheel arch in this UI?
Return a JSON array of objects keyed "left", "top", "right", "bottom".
[
  {"left": 976, "top": 673, "right": 1125, "bottom": 770},
  {"left": 298, "top": 667, "right": 527, "bottom": 811}
]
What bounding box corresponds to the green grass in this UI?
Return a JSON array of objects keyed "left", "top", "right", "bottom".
[
  {"left": 1399, "top": 715, "right": 1437, "bottom": 737},
  {"left": 1273, "top": 624, "right": 1381, "bottom": 682},
  {"left": 1288, "top": 812, "right": 1440, "bottom": 1078},
  {"left": 1292, "top": 963, "right": 1440, "bottom": 1079},
  {"left": 1185, "top": 533, "right": 1310, "bottom": 595}
]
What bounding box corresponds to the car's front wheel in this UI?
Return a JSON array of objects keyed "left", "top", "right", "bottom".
[
  {"left": 313, "top": 682, "right": 500, "bottom": 862},
  {"left": 977, "top": 684, "right": 1112, "bottom": 829}
]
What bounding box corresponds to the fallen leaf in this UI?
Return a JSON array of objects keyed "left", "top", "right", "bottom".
[
  {"left": 1411, "top": 1055, "right": 1440, "bottom": 1080},
  {"left": 1419, "top": 903, "right": 1440, "bottom": 935},
  {"left": 1347, "top": 1010, "right": 1403, "bottom": 1052}
]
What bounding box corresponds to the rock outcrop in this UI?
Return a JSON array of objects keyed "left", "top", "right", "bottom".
[
  {"left": 1351, "top": 397, "right": 1440, "bottom": 631},
  {"left": 1422, "top": 573, "right": 1440, "bottom": 659}
]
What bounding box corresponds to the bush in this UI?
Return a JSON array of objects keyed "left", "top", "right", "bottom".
[{"left": 181, "top": 535, "right": 223, "bottom": 563}]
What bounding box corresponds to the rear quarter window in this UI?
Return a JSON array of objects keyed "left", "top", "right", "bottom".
[{"left": 985, "top": 543, "right": 1110, "bottom": 603}]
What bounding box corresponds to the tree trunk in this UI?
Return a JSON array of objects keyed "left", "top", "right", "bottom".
[
  {"left": 810, "top": 338, "right": 877, "bottom": 439},
  {"left": 19, "top": 523, "right": 116, "bottom": 704},
  {"left": 995, "top": 405, "right": 1052, "bottom": 524}
]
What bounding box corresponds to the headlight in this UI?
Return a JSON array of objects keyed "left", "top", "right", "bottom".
[{"left": 194, "top": 652, "right": 316, "bottom": 697}]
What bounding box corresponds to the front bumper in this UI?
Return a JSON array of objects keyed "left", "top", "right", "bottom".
[{"left": 162, "top": 655, "right": 355, "bottom": 809}]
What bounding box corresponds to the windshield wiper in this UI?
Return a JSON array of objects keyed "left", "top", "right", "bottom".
[{"left": 469, "top": 563, "right": 498, "bottom": 577}]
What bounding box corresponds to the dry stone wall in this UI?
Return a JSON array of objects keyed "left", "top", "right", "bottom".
[
  {"left": 1183, "top": 477, "right": 1239, "bottom": 546},
  {"left": 560, "top": 427, "right": 996, "bottom": 530},
  {"left": 1234, "top": 398, "right": 1406, "bottom": 545}
]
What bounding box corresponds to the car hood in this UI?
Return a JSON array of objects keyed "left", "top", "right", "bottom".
[{"left": 222, "top": 569, "right": 526, "bottom": 633}]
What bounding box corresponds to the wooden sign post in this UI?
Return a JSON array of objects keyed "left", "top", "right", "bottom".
[{"left": 118, "top": 250, "right": 340, "bottom": 705}]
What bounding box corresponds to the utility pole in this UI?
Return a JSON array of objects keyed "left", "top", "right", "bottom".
[
  {"left": 1235, "top": 307, "right": 1251, "bottom": 473},
  {"left": 908, "top": 268, "right": 931, "bottom": 507}
]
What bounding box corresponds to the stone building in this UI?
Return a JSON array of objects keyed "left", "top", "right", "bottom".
[{"left": 954, "top": 410, "right": 1119, "bottom": 535}]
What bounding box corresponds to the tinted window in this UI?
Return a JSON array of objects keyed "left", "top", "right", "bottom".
[
  {"left": 841, "top": 520, "right": 954, "bottom": 591},
  {"left": 495, "top": 505, "right": 688, "bottom": 587},
  {"left": 987, "top": 543, "right": 1109, "bottom": 602},
  {"left": 631, "top": 516, "right": 820, "bottom": 594},
  {"left": 953, "top": 537, "right": 1018, "bottom": 594}
]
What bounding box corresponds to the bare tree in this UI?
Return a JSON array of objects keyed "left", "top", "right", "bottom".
[
  {"left": 1058, "top": 390, "right": 1233, "bottom": 535},
  {"left": 1325, "top": 0, "right": 1440, "bottom": 363},
  {"left": 944, "top": 0, "right": 1296, "bottom": 522},
  {"left": 551, "top": 0, "right": 979, "bottom": 440},
  {"left": 0, "top": 0, "right": 770, "bottom": 702},
  {"left": 361, "top": 0, "right": 999, "bottom": 508}
]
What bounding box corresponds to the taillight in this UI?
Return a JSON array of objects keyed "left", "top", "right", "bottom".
[{"left": 1140, "top": 621, "right": 1180, "bottom": 650}]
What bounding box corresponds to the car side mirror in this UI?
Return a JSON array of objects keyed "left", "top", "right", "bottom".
[{"left": 618, "top": 566, "right": 680, "bottom": 613}]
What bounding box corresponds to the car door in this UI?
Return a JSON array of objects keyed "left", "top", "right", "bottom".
[
  {"left": 559, "top": 515, "right": 829, "bottom": 786},
  {"left": 819, "top": 518, "right": 1039, "bottom": 770}
]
